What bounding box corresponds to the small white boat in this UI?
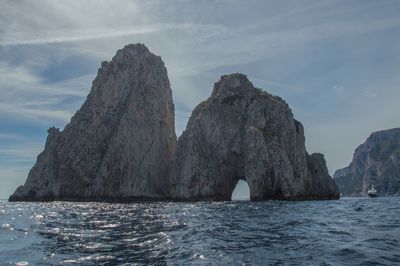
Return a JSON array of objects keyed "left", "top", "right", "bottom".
[{"left": 367, "top": 185, "right": 377, "bottom": 197}]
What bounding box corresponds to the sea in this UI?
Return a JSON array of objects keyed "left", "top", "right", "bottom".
[{"left": 0, "top": 197, "right": 399, "bottom": 265}]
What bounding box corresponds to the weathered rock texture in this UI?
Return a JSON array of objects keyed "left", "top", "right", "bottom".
[
  {"left": 334, "top": 128, "right": 400, "bottom": 196},
  {"left": 10, "top": 44, "right": 176, "bottom": 201},
  {"left": 10, "top": 44, "right": 339, "bottom": 202},
  {"left": 170, "top": 74, "right": 339, "bottom": 200}
]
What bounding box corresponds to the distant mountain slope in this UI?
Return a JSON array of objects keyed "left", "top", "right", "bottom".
[{"left": 334, "top": 128, "right": 400, "bottom": 196}]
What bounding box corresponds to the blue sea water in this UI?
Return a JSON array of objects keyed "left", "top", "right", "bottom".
[{"left": 0, "top": 198, "right": 399, "bottom": 265}]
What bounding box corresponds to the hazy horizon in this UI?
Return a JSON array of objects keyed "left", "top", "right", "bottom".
[{"left": 1, "top": 0, "right": 399, "bottom": 199}]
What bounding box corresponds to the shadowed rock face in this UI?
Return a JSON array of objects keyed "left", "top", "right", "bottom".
[
  {"left": 170, "top": 74, "right": 339, "bottom": 201},
  {"left": 9, "top": 44, "right": 176, "bottom": 201},
  {"left": 334, "top": 128, "right": 400, "bottom": 196}
]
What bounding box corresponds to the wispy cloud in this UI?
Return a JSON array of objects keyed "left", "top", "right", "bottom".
[
  {"left": 1, "top": 27, "right": 159, "bottom": 46},
  {"left": 363, "top": 90, "right": 377, "bottom": 97},
  {"left": 0, "top": 133, "right": 27, "bottom": 141},
  {"left": 250, "top": 76, "right": 305, "bottom": 92},
  {"left": 0, "top": 143, "right": 43, "bottom": 162},
  {"left": 0, "top": 63, "right": 90, "bottom": 96},
  {"left": 332, "top": 85, "right": 345, "bottom": 92},
  {"left": 0, "top": 103, "right": 73, "bottom": 123},
  {"left": 0, "top": 62, "right": 91, "bottom": 124},
  {"left": 0, "top": 23, "right": 227, "bottom": 46}
]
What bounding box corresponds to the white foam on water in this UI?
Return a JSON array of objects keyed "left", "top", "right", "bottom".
[{"left": 15, "top": 261, "right": 29, "bottom": 266}]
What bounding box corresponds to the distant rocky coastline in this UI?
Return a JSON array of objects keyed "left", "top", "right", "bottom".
[
  {"left": 9, "top": 44, "right": 339, "bottom": 202},
  {"left": 334, "top": 128, "right": 400, "bottom": 196}
]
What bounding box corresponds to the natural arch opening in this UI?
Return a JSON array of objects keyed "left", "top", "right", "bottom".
[{"left": 231, "top": 179, "right": 250, "bottom": 201}]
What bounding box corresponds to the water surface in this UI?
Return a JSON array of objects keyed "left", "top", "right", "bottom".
[{"left": 1, "top": 198, "right": 399, "bottom": 265}]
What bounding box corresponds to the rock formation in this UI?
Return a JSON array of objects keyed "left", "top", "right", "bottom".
[
  {"left": 9, "top": 44, "right": 176, "bottom": 201},
  {"left": 170, "top": 74, "right": 339, "bottom": 200},
  {"left": 334, "top": 128, "right": 400, "bottom": 196},
  {"left": 10, "top": 44, "right": 340, "bottom": 202}
]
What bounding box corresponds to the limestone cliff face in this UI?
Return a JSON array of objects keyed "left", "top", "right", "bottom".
[
  {"left": 334, "top": 128, "right": 400, "bottom": 196},
  {"left": 10, "top": 45, "right": 339, "bottom": 202},
  {"left": 170, "top": 74, "right": 339, "bottom": 200},
  {"left": 9, "top": 44, "right": 176, "bottom": 201}
]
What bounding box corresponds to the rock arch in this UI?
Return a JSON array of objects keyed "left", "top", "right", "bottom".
[
  {"left": 231, "top": 179, "right": 250, "bottom": 200},
  {"left": 170, "top": 73, "right": 339, "bottom": 201}
]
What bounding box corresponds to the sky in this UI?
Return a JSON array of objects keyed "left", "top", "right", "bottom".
[{"left": 0, "top": 0, "right": 399, "bottom": 199}]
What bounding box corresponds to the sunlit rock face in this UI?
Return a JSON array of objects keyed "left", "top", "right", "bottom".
[
  {"left": 9, "top": 44, "right": 176, "bottom": 201},
  {"left": 170, "top": 74, "right": 340, "bottom": 201}
]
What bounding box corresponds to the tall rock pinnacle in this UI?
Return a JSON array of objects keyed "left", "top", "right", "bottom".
[
  {"left": 10, "top": 44, "right": 176, "bottom": 201},
  {"left": 170, "top": 73, "right": 339, "bottom": 200}
]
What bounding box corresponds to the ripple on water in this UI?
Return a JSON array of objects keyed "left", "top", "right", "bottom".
[
  {"left": 99, "top": 223, "right": 120, "bottom": 229},
  {"left": 1, "top": 223, "right": 12, "bottom": 230},
  {"left": 15, "top": 261, "right": 29, "bottom": 266},
  {"left": 61, "top": 255, "right": 116, "bottom": 265},
  {"left": 0, "top": 198, "right": 399, "bottom": 265}
]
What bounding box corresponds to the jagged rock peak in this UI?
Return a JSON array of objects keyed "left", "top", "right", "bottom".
[
  {"left": 211, "top": 73, "right": 286, "bottom": 106},
  {"left": 9, "top": 43, "right": 176, "bottom": 202},
  {"left": 113, "top": 43, "right": 155, "bottom": 62},
  {"left": 211, "top": 73, "right": 254, "bottom": 97},
  {"left": 99, "top": 43, "right": 163, "bottom": 75},
  {"left": 170, "top": 73, "right": 339, "bottom": 201}
]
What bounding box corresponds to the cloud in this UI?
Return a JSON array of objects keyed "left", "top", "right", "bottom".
[
  {"left": 0, "top": 103, "right": 73, "bottom": 123},
  {"left": 2, "top": 0, "right": 398, "bottom": 73},
  {"left": 0, "top": 62, "right": 90, "bottom": 96},
  {"left": 363, "top": 90, "right": 377, "bottom": 97},
  {"left": 250, "top": 76, "right": 305, "bottom": 92},
  {"left": 0, "top": 23, "right": 229, "bottom": 46},
  {"left": 1, "top": 26, "right": 160, "bottom": 46},
  {"left": 0, "top": 133, "right": 27, "bottom": 141},
  {"left": 0, "top": 143, "right": 43, "bottom": 163},
  {"left": 0, "top": 60, "right": 93, "bottom": 125},
  {"left": 332, "top": 85, "right": 345, "bottom": 92}
]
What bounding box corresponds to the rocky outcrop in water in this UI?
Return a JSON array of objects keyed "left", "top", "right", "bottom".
[
  {"left": 170, "top": 74, "right": 339, "bottom": 200},
  {"left": 9, "top": 44, "right": 176, "bottom": 201},
  {"left": 10, "top": 44, "right": 339, "bottom": 202},
  {"left": 334, "top": 128, "right": 400, "bottom": 196}
]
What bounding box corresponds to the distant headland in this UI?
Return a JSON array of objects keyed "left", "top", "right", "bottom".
[{"left": 334, "top": 128, "right": 400, "bottom": 197}]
